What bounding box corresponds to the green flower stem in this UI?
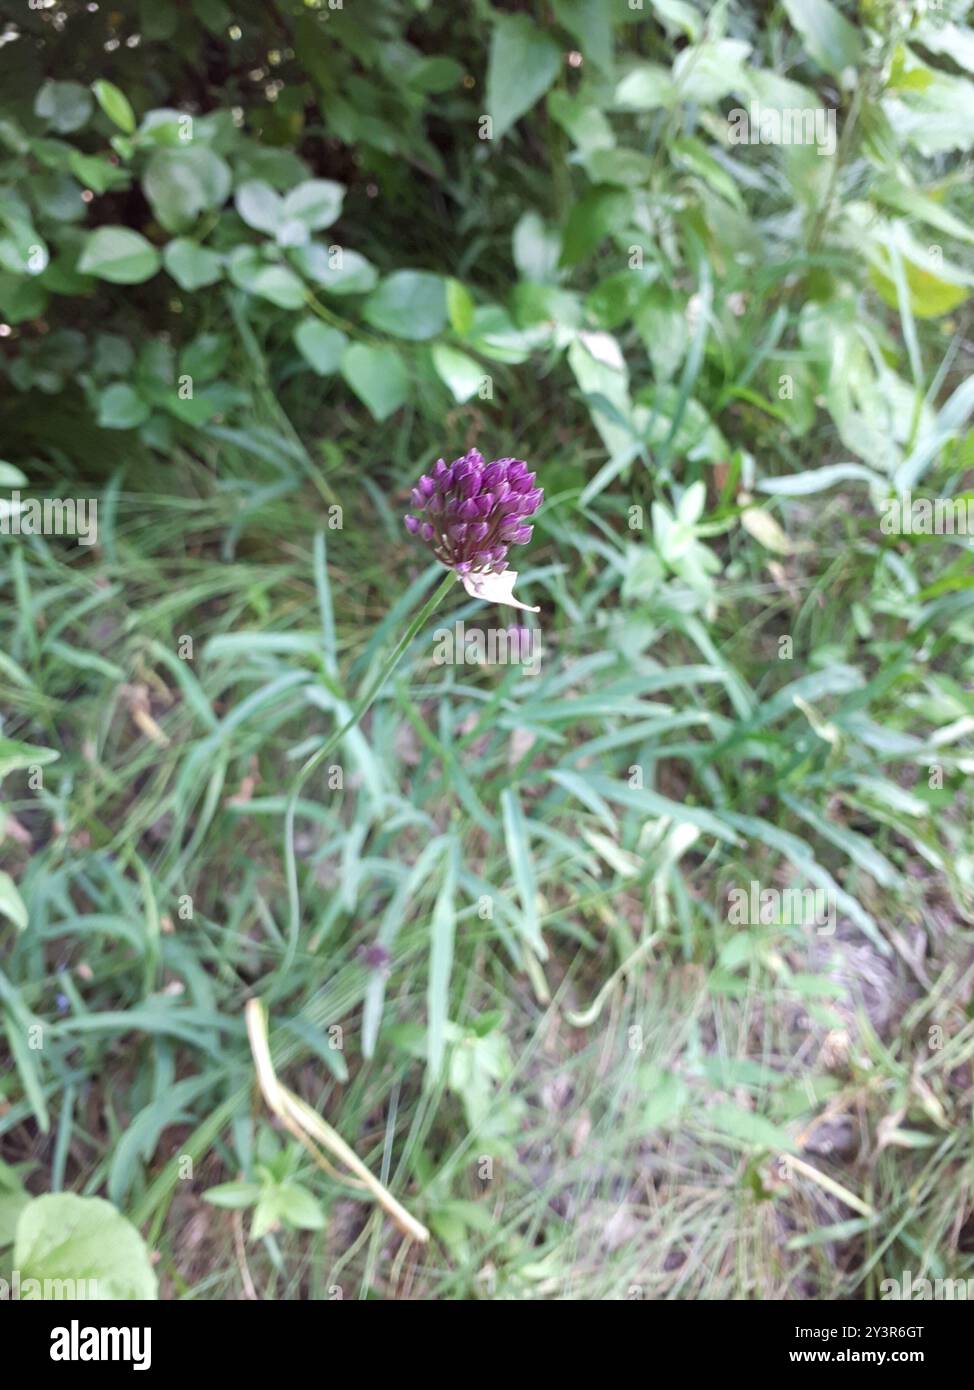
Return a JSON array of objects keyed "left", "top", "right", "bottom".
[{"left": 276, "top": 569, "right": 456, "bottom": 987}]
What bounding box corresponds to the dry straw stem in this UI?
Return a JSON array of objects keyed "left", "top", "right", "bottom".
[{"left": 245, "top": 998, "right": 430, "bottom": 1245}]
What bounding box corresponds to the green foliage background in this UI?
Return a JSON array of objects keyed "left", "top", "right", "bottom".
[{"left": 0, "top": 0, "right": 973, "bottom": 1300}]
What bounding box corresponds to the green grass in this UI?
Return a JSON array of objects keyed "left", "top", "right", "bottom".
[
  {"left": 2, "top": 329, "right": 973, "bottom": 1296},
  {"left": 2, "top": 0, "right": 974, "bottom": 1302}
]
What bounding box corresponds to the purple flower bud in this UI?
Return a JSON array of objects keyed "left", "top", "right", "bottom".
[
  {"left": 520, "top": 487, "right": 544, "bottom": 514},
  {"left": 491, "top": 480, "right": 512, "bottom": 505},
  {"left": 482, "top": 460, "right": 510, "bottom": 488},
  {"left": 359, "top": 941, "right": 390, "bottom": 969},
  {"left": 458, "top": 471, "right": 481, "bottom": 500},
  {"left": 498, "top": 494, "right": 525, "bottom": 516},
  {"left": 403, "top": 447, "right": 541, "bottom": 578},
  {"left": 452, "top": 455, "right": 479, "bottom": 480}
]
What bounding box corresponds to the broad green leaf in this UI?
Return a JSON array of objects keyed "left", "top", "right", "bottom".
[
  {"left": 282, "top": 179, "right": 345, "bottom": 232},
  {"left": 293, "top": 318, "right": 347, "bottom": 375},
  {"left": 585, "top": 147, "right": 655, "bottom": 186},
  {"left": 672, "top": 39, "right": 751, "bottom": 102},
  {"left": 67, "top": 149, "right": 130, "bottom": 194},
  {"left": 635, "top": 285, "right": 688, "bottom": 383},
  {"left": 650, "top": 0, "right": 702, "bottom": 40},
  {"left": 362, "top": 270, "right": 447, "bottom": 340},
  {"left": 143, "top": 146, "right": 231, "bottom": 233},
  {"left": 203, "top": 1182, "right": 261, "bottom": 1209},
  {"left": 274, "top": 1182, "right": 325, "bottom": 1230},
  {"left": 512, "top": 282, "right": 582, "bottom": 333},
  {"left": 234, "top": 179, "right": 283, "bottom": 234},
  {"left": 179, "top": 333, "right": 227, "bottom": 381},
  {"left": 567, "top": 333, "right": 634, "bottom": 457},
  {"left": 96, "top": 383, "right": 151, "bottom": 430},
  {"left": 228, "top": 247, "right": 306, "bottom": 308},
  {"left": 466, "top": 305, "right": 538, "bottom": 363},
  {"left": 549, "top": 90, "right": 616, "bottom": 150},
  {"left": 288, "top": 243, "right": 377, "bottom": 294},
  {"left": 33, "top": 173, "right": 85, "bottom": 222},
  {"left": 885, "top": 67, "right": 974, "bottom": 156},
  {"left": 163, "top": 238, "right": 223, "bottom": 290},
  {"left": 553, "top": 0, "right": 613, "bottom": 72},
  {"left": 868, "top": 243, "right": 971, "bottom": 319},
  {"left": 431, "top": 343, "right": 483, "bottom": 402},
  {"left": 14, "top": 1194, "right": 158, "bottom": 1299},
  {"left": 782, "top": 0, "right": 862, "bottom": 78},
  {"left": 34, "top": 81, "right": 93, "bottom": 134},
  {"left": 512, "top": 211, "right": 561, "bottom": 282},
  {"left": 92, "top": 79, "right": 136, "bottom": 134},
  {"left": 614, "top": 63, "right": 677, "bottom": 110},
  {"left": 136, "top": 108, "right": 188, "bottom": 147},
  {"left": 77, "top": 227, "right": 161, "bottom": 284},
  {"left": 559, "top": 186, "right": 630, "bottom": 265},
  {"left": 486, "top": 14, "right": 562, "bottom": 140},
  {"left": 446, "top": 277, "right": 475, "bottom": 335},
  {"left": 407, "top": 55, "right": 465, "bottom": 93},
  {"left": 0, "top": 276, "right": 47, "bottom": 323},
  {"left": 163, "top": 384, "right": 239, "bottom": 427},
  {"left": 0, "top": 209, "right": 48, "bottom": 276},
  {"left": 340, "top": 343, "right": 409, "bottom": 421}
]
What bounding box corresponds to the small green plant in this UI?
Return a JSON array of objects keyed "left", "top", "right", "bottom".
[{"left": 203, "top": 1128, "right": 325, "bottom": 1242}]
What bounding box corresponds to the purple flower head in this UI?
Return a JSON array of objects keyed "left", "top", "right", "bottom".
[
  {"left": 404, "top": 448, "right": 542, "bottom": 577},
  {"left": 357, "top": 942, "right": 391, "bottom": 973}
]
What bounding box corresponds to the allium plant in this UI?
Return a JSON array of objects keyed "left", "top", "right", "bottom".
[
  {"left": 404, "top": 448, "right": 542, "bottom": 611},
  {"left": 282, "top": 448, "right": 541, "bottom": 979}
]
